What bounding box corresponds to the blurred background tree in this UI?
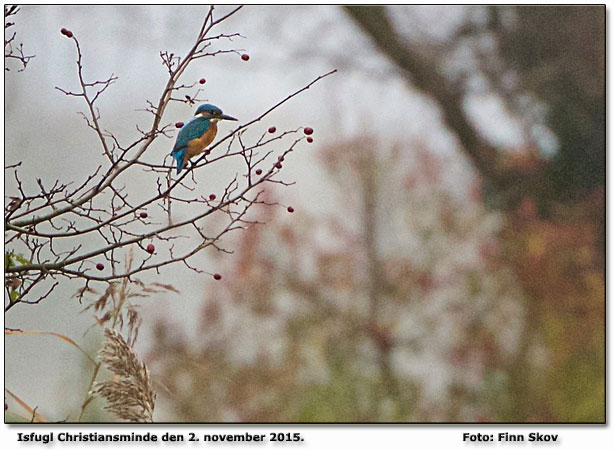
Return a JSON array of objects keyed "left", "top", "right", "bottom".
[
  {"left": 345, "top": 5, "right": 604, "bottom": 210},
  {"left": 343, "top": 5, "right": 604, "bottom": 421}
]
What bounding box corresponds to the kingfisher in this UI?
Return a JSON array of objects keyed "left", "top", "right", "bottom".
[{"left": 171, "top": 104, "right": 237, "bottom": 174}]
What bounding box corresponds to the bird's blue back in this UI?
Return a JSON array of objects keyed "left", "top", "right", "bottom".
[
  {"left": 172, "top": 117, "right": 212, "bottom": 152},
  {"left": 171, "top": 117, "right": 212, "bottom": 173}
]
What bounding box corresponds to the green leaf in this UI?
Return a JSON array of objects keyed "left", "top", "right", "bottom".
[
  {"left": 9, "top": 290, "right": 19, "bottom": 302},
  {"left": 5, "top": 252, "right": 14, "bottom": 269},
  {"left": 5, "top": 252, "right": 30, "bottom": 268},
  {"left": 14, "top": 254, "right": 30, "bottom": 265}
]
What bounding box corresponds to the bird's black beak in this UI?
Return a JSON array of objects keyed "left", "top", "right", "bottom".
[{"left": 220, "top": 114, "right": 238, "bottom": 121}]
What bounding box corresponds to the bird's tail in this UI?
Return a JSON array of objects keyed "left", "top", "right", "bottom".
[{"left": 172, "top": 148, "right": 186, "bottom": 174}]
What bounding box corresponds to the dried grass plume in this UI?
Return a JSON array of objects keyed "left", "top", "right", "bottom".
[{"left": 91, "top": 328, "right": 156, "bottom": 422}]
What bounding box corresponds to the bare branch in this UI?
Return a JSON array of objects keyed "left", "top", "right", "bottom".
[{"left": 5, "top": 6, "right": 336, "bottom": 311}]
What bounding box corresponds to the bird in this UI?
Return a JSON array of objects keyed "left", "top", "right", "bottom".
[{"left": 170, "top": 104, "right": 237, "bottom": 174}]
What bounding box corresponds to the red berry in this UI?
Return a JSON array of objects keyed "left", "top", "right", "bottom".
[
  {"left": 139, "top": 211, "right": 148, "bottom": 218},
  {"left": 287, "top": 206, "right": 294, "bottom": 213},
  {"left": 204, "top": 149, "right": 211, "bottom": 156},
  {"left": 241, "top": 54, "right": 250, "bottom": 61},
  {"left": 209, "top": 194, "right": 216, "bottom": 201},
  {"left": 255, "top": 169, "right": 263, "bottom": 175},
  {"left": 60, "top": 28, "right": 73, "bottom": 38},
  {"left": 146, "top": 244, "right": 155, "bottom": 254},
  {"left": 268, "top": 126, "right": 276, "bottom": 133},
  {"left": 199, "top": 78, "right": 206, "bottom": 84},
  {"left": 96, "top": 263, "right": 104, "bottom": 271},
  {"left": 213, "top": 273, "right": 222, "bottom": 280},
  {"left": 275, "top": 162, "right": 282, "bottom": 169},
  {"left": 307, "top": 137, "right": 313, "bottom": 143},
  {"left": 304, "top": 127, "right": 313, "bottom": 135},
  {"left": 175, "top": 122, "right": 184, "bottom": 128}
]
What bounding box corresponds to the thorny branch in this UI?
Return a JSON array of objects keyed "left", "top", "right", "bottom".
[
  {"left": 4, "top": 5, "right": 335, "bottom": 312},
  {"left": 5, "top": 5, "right": 34, "bottom": 71}
]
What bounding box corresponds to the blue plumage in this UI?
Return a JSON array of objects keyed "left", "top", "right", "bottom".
[
  {"left": 172, "top": 148, "right": 186, "bottom": 173},
  {"left": 170, "top": 104, "right": 237, "bottom": 174},
  {"left": 171, "top": 117, "right": 211, "bottom": 173}
]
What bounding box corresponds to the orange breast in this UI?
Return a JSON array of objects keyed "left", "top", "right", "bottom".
[{"left": 187, "top": 122, "right": 218, "bottom": 160}]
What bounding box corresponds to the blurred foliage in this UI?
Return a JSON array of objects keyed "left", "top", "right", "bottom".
[
  {"left": 499, "top": 190, "right": 604, "bottom": 421},
  {"left": 498, "top": 6, "right": 604, "bottom": 195},
  {"left": 342, "top": 5, "right": 604, "bottom": 422},
  {"left": 149, "top": 140, "right": 524, "bottom": 422},
  {"left": 489, "top": 6, "right": 604, "bottom": 421}
]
